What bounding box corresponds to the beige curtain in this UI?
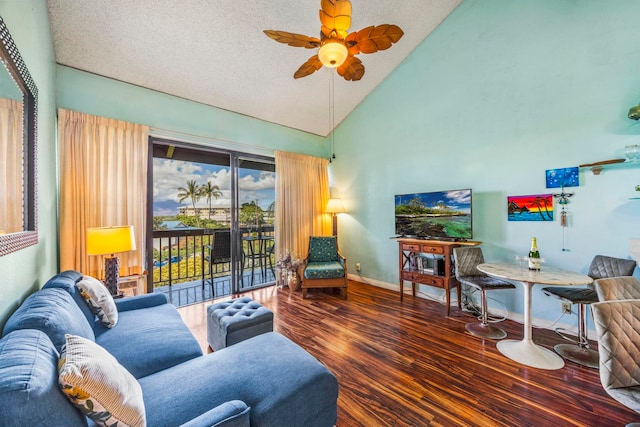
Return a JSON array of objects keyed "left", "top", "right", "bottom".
[
  {"left": 274, "top": 151, "right": 331, "bottom": 261},
  {"left": 58, "top": 109, "right": 148, "bottom": 278},
  {"left": 0, "top": 98, "right": 23, "bottom": 234}
]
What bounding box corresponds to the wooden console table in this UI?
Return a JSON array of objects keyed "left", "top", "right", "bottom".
[{"left": 398, "top": 238, "right": 480, "bottom": 316}]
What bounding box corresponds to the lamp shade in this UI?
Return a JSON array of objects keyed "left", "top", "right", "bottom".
[
  {"left": 325, "top": 198, "right": 346, "bottom": 214},
  {"left": 318, "top": 40, "right": 348, "bottom": 68},
  {"left": 87, "top": 225, "right": 136, "bottom": 256}
]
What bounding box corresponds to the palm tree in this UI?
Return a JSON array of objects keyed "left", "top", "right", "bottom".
[
  {"left": 533, "top": 196, "right": 553, "bottom": 221},
  {"left": 200, "top": 181, "right": 222, "bottom": 221},
  {"left": 177, "top": 179, "right": 202, "bottom": 227}
]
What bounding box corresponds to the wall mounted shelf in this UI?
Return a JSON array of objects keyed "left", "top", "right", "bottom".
[{"left": 579, "top": 159, "right": 638, "bottom": 175}]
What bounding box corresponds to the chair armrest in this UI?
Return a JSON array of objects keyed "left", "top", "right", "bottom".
[
  {"left": 337, "top": 251, "right": 346, "bottom": 268},
  {"left": 179, "top": 400, "right": 250, "bottom": 427},
  {"left": 115, "top": 293, "right": 168, "bottom": 312}
]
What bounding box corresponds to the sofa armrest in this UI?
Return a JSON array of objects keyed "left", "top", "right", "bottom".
[
  {"left": 115, "top": 293, "right": 168, "bottom": 312},
  {"left": 179, "top": 400, "right": 250, "bottom": 427}
]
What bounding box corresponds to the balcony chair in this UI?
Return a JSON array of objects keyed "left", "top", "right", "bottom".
[
  {"left": 258, "top": 225, "right": 276, "bottom": 282},
  {"left": 241, "top": 228, "right": 275, "bottom": 286},
  {"left": 592, "top": 299, "right": 640, "bottom": 426},
  {"left": 542, "top": 255, "right": 637, "bottom": 368},
  {"left": 453, "top": 246, "right": 515, "bottom": 339},
  {"left": 301, "top": 236, "right": 347, "bottom": 299},
  {"left": 204, "top": 230, "right": 231, "bottom": 297},
  {"left": 594, "top": 276, "right": 640, "bottom": 302}
]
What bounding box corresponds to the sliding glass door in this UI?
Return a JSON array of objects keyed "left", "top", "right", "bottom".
[
  {"left": 235, "top": 155, "right": 276, "bottom": 291},
  {"left": 147, "top": 138, "right": 275, "bottom": 305}
]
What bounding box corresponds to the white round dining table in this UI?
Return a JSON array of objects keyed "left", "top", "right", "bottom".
[{"left": 476, "top": 262, "right": 593, "bottom": 370}]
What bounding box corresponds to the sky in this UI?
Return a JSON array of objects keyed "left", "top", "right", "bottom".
[
  {"left": 395, "top": 189, "right": 472, "bottom": 214},
  {"left": 153, "top": 159, "right": 275, "bottom": 216}
]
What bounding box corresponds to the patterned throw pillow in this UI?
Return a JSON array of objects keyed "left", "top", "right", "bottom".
[
  {"left": 76, "top": 276, "right": 118, "bottom": 328},
  {"left": 58, "top": 334, "right": 146, "bottom": 427}
]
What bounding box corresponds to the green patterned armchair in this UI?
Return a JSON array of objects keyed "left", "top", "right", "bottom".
[{"left": 301, "top": 236, "right": 348, "bottom": 299}]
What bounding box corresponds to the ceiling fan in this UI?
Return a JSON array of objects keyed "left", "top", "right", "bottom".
[{"left": 264, "top": 0, "right": 404, "bottom": 81}]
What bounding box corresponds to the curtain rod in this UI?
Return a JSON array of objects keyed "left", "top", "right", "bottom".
[{"left": 149, "top": 127, "right": 275, "bottom": 157}]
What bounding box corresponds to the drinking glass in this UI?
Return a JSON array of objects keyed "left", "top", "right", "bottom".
[{"left": 625, "top": 145, "right": 640, "bottom": 162}]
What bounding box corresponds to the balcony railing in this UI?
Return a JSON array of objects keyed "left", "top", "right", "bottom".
[{"left": 151, "top": 227, "right": 275, "bottom": 306}]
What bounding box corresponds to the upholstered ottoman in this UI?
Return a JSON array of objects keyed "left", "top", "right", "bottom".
[{"left": 207, "top": 297, "right": 274, "bottom": 351}]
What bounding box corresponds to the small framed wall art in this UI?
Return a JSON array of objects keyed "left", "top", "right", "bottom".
[
  {"left": 545, "top": 167, "right": 579, "bottom": 189},
  {"left": 507, "top": 194, "right": 554, "bottom": 222}
]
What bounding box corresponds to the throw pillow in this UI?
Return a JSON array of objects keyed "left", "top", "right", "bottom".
[
  {"left": 58, "top": 334, "right": 146, "bottom": 427},
  {"left": 76, "top": 275, "right": 118, "bottom": 328}
]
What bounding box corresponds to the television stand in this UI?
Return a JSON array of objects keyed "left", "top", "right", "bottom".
[{"left": 398, "top": 238, "right": 480, "bottom": 316}]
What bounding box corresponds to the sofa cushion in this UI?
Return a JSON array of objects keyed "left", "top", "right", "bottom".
[
  {"left": 43, "top": 270, "right": 95, "bottom": 325},
  {"left": 76, "top": 276, "right": 118, "bottom": 328},
  {"left": 138, "top": 332, "right": 338, "bottom": 427},
  {"left": 59, "top": 334, "right": 146, "bottom": 427},
  {"left": 0, "top": 329, "right": 87, "bottom": 427},
  {"left": 114, "top": 292, "right": 169, "bottom": 312},
  {"left": 2, "top": 288, "right": 95, "bottom": 352},
  {"left": 95, "top": 302, "right": 203, "bottom": 379}
]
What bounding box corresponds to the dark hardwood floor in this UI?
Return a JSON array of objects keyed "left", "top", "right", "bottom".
[{"left": 177, "top": 280, "right": 638, "bottom": 427}]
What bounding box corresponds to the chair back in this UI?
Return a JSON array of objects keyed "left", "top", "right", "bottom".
[
  {"left": 308, "top": 236, "right": 338, "bottom": 263},
  {"left": 453, "top": 246, "right": 485, "bottom": 280},
  {"left": 594, "top": 276, "right": 640, "bottom": 302},
  {"left": 210, "top": 230, "right": 231, "bottom": 262},
  {"left": 592, "top": 299, "right": 640, "bottom": 394},
  {"left": 588, "top": 255, "right": 636, "bottom": 280}
]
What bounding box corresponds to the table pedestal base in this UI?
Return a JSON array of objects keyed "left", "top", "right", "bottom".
[{"left": 497, "top": 339, "right": 565, "bottom": 370}]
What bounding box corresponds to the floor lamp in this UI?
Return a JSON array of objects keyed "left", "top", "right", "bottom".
[
  {"left": 325, "top": 198, "right": 346, "bottom": 237},
  {"left": 87, "top": 225, "right": 136, "bottom": 296}
]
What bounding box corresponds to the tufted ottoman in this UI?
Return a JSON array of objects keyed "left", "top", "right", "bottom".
[{"left": 206, "top": 297, "right": 274, "bottom": 351}]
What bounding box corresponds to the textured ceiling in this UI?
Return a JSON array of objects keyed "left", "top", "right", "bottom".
[{"left": 47, "top": 0, "right": 461, "bottom": 136}]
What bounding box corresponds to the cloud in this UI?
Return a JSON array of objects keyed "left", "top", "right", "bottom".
[
  {"left": 153, "top": 159, "right": 205, "bottom": 201},
  {"left": 152, "top": 159, "right": 275, "bottom": 213},
  {"left": 239, "top": 171, "right": 275, "bottom": 191},
  {"left": 446, "top": 190, "right": 471, "bottom": 205}
]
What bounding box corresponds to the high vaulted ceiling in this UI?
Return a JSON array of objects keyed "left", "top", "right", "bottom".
[{"left": 47, "top": 0, "right": 461, "bottom": 136}]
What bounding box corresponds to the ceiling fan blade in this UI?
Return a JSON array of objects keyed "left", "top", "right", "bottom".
[
  {"left": 263, "top": 30, "right": 321, "bottom": 48},
  {"left": 294, "top": 55, "right": 323, "bottom": 79},
  {"left": 319, "top": 0, "right": 352, "bottom": 39},
  {"left": 351, "top": 24, "right": 404, "bottom": 54},
  {"left": 337, "top": 56, "right": 364, "bottom": 81}
]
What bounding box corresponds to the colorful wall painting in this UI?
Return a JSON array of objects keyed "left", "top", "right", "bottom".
[
  {"left": 546, "top": 167, "right": 579, "bottom": 188},
  {"left": 507, "top": 194, "right": 554, "bottom": 221}
]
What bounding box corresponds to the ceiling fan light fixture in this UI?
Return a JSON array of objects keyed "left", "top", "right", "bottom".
[{"left": 318, "top": 40, "right": 348, "bottom": 68}]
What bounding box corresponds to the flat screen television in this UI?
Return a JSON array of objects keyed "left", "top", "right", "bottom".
[{"left": 394, "top": 189, "right": 472, "bottom": 240}]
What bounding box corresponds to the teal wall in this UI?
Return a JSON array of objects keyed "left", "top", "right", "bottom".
[
  {"left": 2, "top": 0, "right": 639, "bottom": 332},
  {"left": 332, "top": 0, "right": 640, "bottom": 327},
  {"left": 56, "top": 66, "right": 327, "bottom": 158},
  {"left": 0, "top": 0, "right": 59, "bottom": 327}
]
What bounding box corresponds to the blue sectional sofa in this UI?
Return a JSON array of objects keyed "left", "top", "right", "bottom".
[{"left": 0, "top": 271, "right": 338, "bottom": 427}]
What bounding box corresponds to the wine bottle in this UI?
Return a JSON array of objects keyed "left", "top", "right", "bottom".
[{"left": 528, "top": 237, "right": 541, "bottom": 271}]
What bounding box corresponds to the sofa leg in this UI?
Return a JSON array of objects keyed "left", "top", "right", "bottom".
[
  {"left": 340, "top": 288, "right": 347, "bottom": 299},
  {"left": 302, "top": 288, "right": 308, "bottom": 298}
]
